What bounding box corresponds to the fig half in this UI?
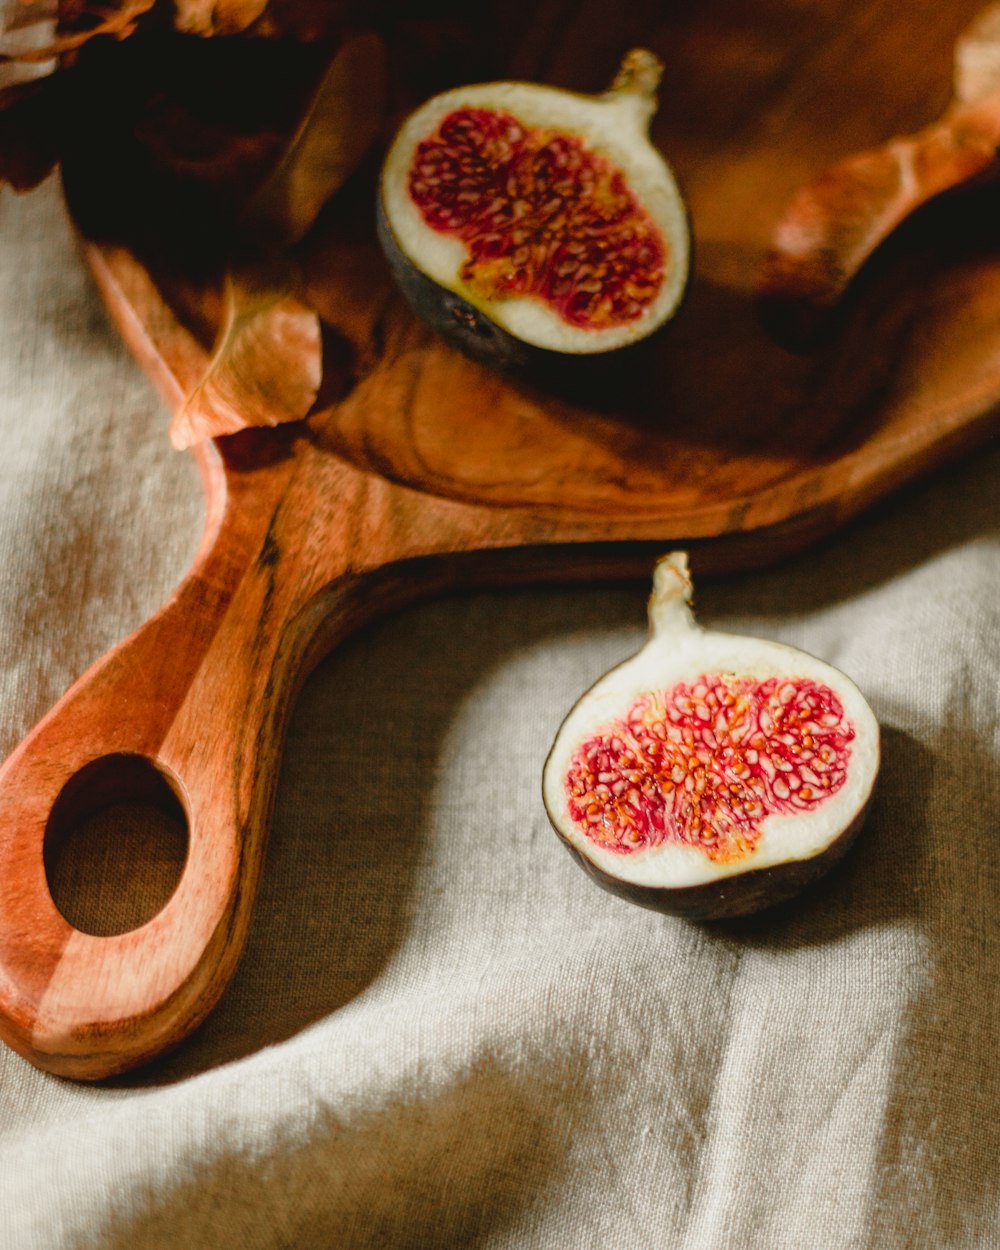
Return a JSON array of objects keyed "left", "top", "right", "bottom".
[
  {"left": 543, "top": 555, "right": 880, "bottom": 920},
  {"left": 377, "top": 50, "right": 690, "bottom": 377}
]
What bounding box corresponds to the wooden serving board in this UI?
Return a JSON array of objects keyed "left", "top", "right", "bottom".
[{"left": 1, "top": 0, "right": 999, "bottom": 1078}]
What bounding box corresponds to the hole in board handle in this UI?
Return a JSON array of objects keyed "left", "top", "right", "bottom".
[{"left": 43, "top": 754, "right": 189, "bottom": 937}]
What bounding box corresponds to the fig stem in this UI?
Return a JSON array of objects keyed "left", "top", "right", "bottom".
[
  {"left": 607, "top": 48, "right": 662, "bottom": 123},
  {"left": 648, "top": 551, "right": 698, "bottom": 636}
]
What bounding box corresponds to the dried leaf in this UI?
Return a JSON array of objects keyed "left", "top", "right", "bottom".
[
  {"left": 170, "top": 32, "right": 386, "bottom": 447},
  {"left": 759, "top": 2, "right": 1000, "bottom": 346},
  {"left": 170, "top": 265, "right": 321, "bottom": 449},
  {"left": 3, "top": 0, "right": 277, "bottom": 59},
  {"left": 0, "top": 0, "right": 154, "bottom": 62},
  {"left": 240, "top": 29, "right": 386, "bottom": 248},
  {"left": 172, "top": 0, "right": 269, "bottom": 37},
  {"left": 245, "top": 0, "right": 348, "bottom": 44}
]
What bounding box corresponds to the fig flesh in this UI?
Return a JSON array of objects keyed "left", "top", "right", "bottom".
[
  {"left": 543, "top": 555, "right": 880, "bottom": 919},
  {"left": 377, "top": 50, "right": 690, "bottom": 377}
]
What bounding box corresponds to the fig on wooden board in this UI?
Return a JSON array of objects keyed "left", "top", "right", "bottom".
[
  {"left": 376, "top": 49, "right": 691, "bottom": 380},
  {"left": 543, "top": 555, "right": 880, "bottom": 920}
]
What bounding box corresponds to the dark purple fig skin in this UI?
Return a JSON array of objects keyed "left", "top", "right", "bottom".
[
  {"left": 544, "top": 785, "right": 877, "bottom": 922},
  {"left": 377, "top": 194, "right": 537, "bottom": 373}
]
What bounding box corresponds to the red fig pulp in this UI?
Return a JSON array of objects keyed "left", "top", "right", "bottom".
[{"left": 408, "top": 107, "right": 667, "bottom": 330}]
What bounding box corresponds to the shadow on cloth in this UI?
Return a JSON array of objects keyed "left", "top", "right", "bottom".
[
  {"left": 89, "top": 1051, "right": 583, "bottom": 1249},
  {"left": 717, "top": 723, "right": 935, "bottom": 949},
  {"left": 107, "top": 579, "right": 650, "bottom": 1086},
  {"left": 717, "top": 708, "right": 1000, "bottom": 1241},
  {"left": 868, "top": 705, "right": 1000, "bottom": 1243},
  {"left": 107, "top": 442, "right": 998, "bottom": 1088}
]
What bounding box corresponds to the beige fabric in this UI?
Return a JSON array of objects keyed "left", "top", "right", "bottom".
[{"left": 2, "top": 178, "right": 1000, "bottom": 1249}]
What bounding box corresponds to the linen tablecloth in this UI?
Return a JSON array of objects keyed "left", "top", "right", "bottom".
[{"left": 1, "top": 176, "right": 999, "bottom": 1249}]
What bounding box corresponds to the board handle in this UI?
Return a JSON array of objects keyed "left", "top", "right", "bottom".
[{"left": 0, "top": 535, "right": 309, "bottom": 1078}]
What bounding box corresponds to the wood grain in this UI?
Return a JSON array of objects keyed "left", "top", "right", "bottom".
[{"left": 2, "top": 0, "right": 1000, "bottom": 1077}]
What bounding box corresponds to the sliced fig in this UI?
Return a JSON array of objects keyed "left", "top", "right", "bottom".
[
  {"left": 377, "top": 50, "right": 690, "bottom": 377},
  {"left": 543, "top": 555, "right": 880, "bottom": 920}
]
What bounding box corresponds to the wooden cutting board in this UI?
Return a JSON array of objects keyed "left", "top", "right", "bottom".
[{"left": 1, "top": 0, "right": 998, "bottom": 1078}]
